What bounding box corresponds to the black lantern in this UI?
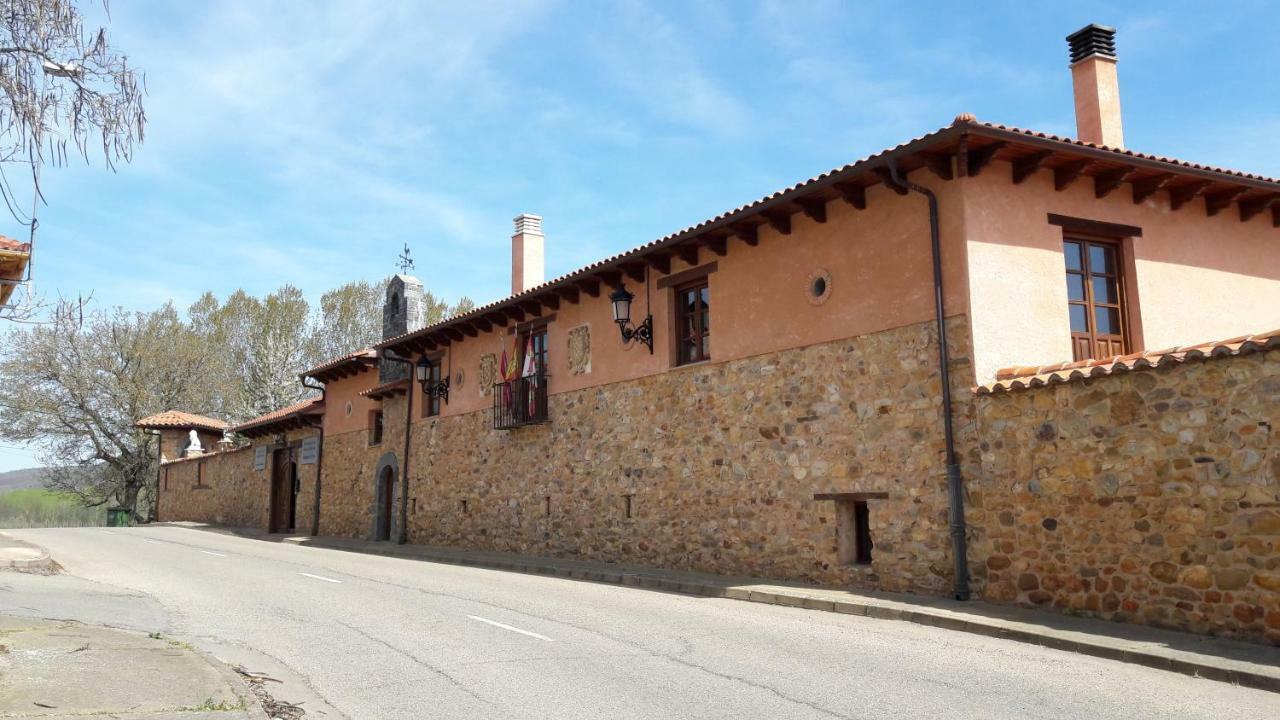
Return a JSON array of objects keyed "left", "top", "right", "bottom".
[
  {"left": 609, "top": 283, "right": 653, "bottom": 353},
  {"left": 415, "top": 355, "right": 450, "bottom": 403}
]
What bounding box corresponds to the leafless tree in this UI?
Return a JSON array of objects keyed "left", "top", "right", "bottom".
[{"left": 0, "top": 0, "right": 145, "bottom": 321}]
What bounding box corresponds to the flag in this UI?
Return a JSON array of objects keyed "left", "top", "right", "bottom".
[
  {"left": 501, "top": 336, "right": 519, "bottom": 381},
  {"left": 521, "top": 334, "right": 537, "bottom": 378}
]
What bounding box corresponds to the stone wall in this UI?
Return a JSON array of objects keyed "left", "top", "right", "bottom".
[
  {"left": 158, "top": 447, "right": 264, "bottom": 528},
  {"left": 384, "top": 318, "right": 973, "bottom": 593},
  {"left": 971, "top": 350, "right": 1279, "bottom": 643}
]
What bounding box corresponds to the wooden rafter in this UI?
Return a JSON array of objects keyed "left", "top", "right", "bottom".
[
  {"left": 734, "top": 224, "right": 759, "bottom": 246},
  {"left": 1131, "top": 173, "right": 1174, "bottom": 204},
  {"left": 674, "top": 244, "right": 698, "bottom": 265},
  {"left": 762, "top": 210, "right": 792, "bottom": 235},
  {"left": 473, "top": 317, "right": 492, "bottom": 333},
  {"left": 646, "top": 253, "right": 671, "bottom": 274},
  {"left": 558, "top": 286, "right": 580, "bottom": 305},
  {"left": 966, "top": 141, "right": 1007, "bottom": 177},
  {"left": 460, "top": 323, "right": 478, "bottom": 337},
  {"left": 504, "top": 305, "right": 526, "bottom": 323},
  {"left": 487, "top": 312, "right": 509, "bottom": 328},
  {"left": 1011, "top": 151, "right": 1052, "bottom": 184},
  {"left": 622, "top": 263, "right": 646, "bottom": 283},
  {"left": 1168, "top": 180, "right": 1210, "bottom": 211},
  {"left": 917, "top": 152, "right": 953, "bottom": 180},
  {"left": 1273, "top": 204, "right": 1280, "bottom": 228},
  {"left": 1204, "top": 187, "right": 1248, "bottom": 216},
  {"left": 577, "top": 278, "right": 600, "bottom": 298},
  {"left": 541, "top": 294, "right": 560, "bottom": 311},
  {"left": 1053, "top": 159, "right": 1092, "bottom": 191},
  {"left": 520, "top": 301, "right": 543, "bottom": 316},
  {"left": 1094, "top": 167, "right": 1135, "bottom": 199},
  {"left": 871, "top": 167, "right": 908, "bottom": 195},
  {"left": 832, "top": 182, "right": 866, "bottom": 209},
  {"left": 704, "top": 236, "right": 728, "bottom": 257},
  {"left": 1238, "top": 195, "right": 1277, "bottom": 222},
  {"left": 796, "top": 198, "right": 827, "bottom": 224},
  {"left": 444, "top": 327, "right": 465, "bottom": 342},
  {"left": 598, "top": 270, "right": 622, "bottom": 288}
]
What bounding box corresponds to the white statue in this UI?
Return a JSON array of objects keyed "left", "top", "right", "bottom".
[{"left": 185, "top": 429, "right": 203, "bottom": 456}]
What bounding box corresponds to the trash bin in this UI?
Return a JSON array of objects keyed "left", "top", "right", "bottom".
[{"left": 106, "top": 508, "right": 132, "bottom": 527}]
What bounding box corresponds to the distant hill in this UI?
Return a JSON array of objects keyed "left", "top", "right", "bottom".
[{"left": 0, "top": 467, "right": 47, "bottom": 493}]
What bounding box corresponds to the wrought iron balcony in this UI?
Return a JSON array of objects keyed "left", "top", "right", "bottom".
[{"left": 493, "top": 374, "right": 548, "bottom": 429}]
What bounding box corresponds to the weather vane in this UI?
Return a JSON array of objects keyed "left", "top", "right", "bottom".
[{"left": 397, "top": 242, "right": 415, "bottom": 273}]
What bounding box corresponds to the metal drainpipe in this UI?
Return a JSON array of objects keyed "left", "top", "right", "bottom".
[
  {"left": 301, "top": 377, "right": 327, "bottom": 537},
  {"left": 887, "top": 159, "right": 971, "bottom": 601},
  {"left": 381, "top": 349, "right": 415, "bottom": 545}
]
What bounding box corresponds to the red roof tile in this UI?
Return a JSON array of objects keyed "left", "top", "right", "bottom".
[
  {"left": 301, "top": 348, "right": 378, "bottom": 381},
  {"left": 374, "top": 115, "right": 1280, "bottom": 356},
  {"left": 360, "top": 378, "right": 409, "bottom": 400},
  {"left": 0, "top": 236, "right": 31, "bottom": 253},
  {"left": 136, "top": 410, "right": 229, "bottom": 432},
  {"left": 232, "top": 398, "right": 324, "bottom": 434},
  {"left": 976, "top": 329, "right": 1280, "bottom": 395}
]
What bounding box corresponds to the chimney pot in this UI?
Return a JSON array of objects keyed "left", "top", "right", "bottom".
[
  {"left": 1067, "top": 24, "right": 1124, "bottom": 148},
  {"left": 511, "top": 213, "right": 545, "bottom": 296}
]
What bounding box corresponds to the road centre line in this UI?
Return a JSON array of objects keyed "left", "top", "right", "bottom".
[
  {"left": 466, "top": 615, "right": 552, "bottom": 641},
  {"left": 200, "top": 550, "right": 227, "bottom": 557},
  {"left": 298, "top": 572, "right": 342, "bottom": 584}
]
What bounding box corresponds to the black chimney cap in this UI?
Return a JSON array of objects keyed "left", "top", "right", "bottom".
[{"left": 1066, "top": 24, "right": 1117, "bottom": 64}]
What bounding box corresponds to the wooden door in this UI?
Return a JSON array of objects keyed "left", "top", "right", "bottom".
[
  {"left": 269, "top": 448, "right": 295, "bottom": 533},
  {"left": 376, "top": 468, "right": 394, "bottom": 542}
]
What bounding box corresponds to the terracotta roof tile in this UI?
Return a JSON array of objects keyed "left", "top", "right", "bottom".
[
  {"left": 136, "top": 410, "right": 229, "bottom": 432},
  {"left": 0, "top": 236, "right": 31, "bottom": 253},
  {"left": 301, "top": 348, "right": 378, "bottom": 380},
  {"left": 976, "top": 329, "right": 1280, "bottom": 395},
  {"left": 373, "top": 115, "right": 1280, "bottom": 356},
  {"left": 231, "top": 398, "right": 324, "bottom": 434},
  {"left": 360, "top": 378, "right": 409, "bottom": 400}
]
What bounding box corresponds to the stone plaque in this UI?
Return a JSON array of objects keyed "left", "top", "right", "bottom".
[
  {"left": 253, "top": 446, "right": 267, "bottom": 471},
  {"left": 567, "top": 324, "right": 591, "bottom": 375},
  {"left": 478, "top": 353, "right": 498, "bottom": 396},
  {"left": 299, "top": 437, "right": 319, "bottom": 465}
]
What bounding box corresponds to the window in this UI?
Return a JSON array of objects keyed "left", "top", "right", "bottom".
[
  {"left": 422, "top": 357, "right": 442, "bottom": 418},
  {"left": 837, "top": 499, "right": 873, "bottom": 566},
  {"left": 1064, "top": 238, "right": 1128, "bottom": 361},
  {"left": 368, "top": 410, "right": 384, "bottom": 446},
  {"left": 521, "top": 326, "right": 548, "bottom": 376},
  {"left": 675, "top": 280, "right": 710, "bottom": 365}
]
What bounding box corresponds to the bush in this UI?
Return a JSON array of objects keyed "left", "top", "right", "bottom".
[{"left": 0, "top": 489, "right": 106, "bottom": 528}]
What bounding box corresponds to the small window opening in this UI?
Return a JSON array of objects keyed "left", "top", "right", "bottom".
[
  {"left": 369, "top": 410, "right": 384, "bottom": 446},
  {"left": 811, "top": 276, "right": 827, "bottom": 297},
  {"left": 837, "top": 499, "right": 873, "bottom": 566},
  {"left": 461, "top": 499, "right": 469, "bottom": 514},
  {"left": 411, "top": 497, "right": 417, "bottom": 514},
  {"left": 623, "top": 493, "right": 634, "bottom": 519},
  {"left": 545, "top": 495, "right": 551, "bottom": 517}
]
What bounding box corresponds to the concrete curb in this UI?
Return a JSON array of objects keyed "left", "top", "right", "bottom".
[
  {"left": 278, "top": 535, "right": 1280, "bottom": 694},
  {"left": 0, "top": 531, "right": 58, "bottom": 573},
  {"left": 190, "top": 643, "right": 272, "bottom": 720}
]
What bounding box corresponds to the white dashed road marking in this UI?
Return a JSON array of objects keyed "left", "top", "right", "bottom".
[
  {"left": 298, "top": 572, "right": 342, "bottom": 584},
  {"left": 466, "top": 615, "right": 552, "bottom": 641},
  {"left": 200, "top": 550, "right": 227, "bottom": 557}
]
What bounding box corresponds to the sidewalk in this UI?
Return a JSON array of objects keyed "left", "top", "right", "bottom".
[
  {"left": 0, "top": 615, "right": 267, "bottom": 719},
  {"left": 172, "top": 522, "right": 1280, "bottom": 693},
  {"left": 0, "top": 534, "right": 57, "bottom": 573}
]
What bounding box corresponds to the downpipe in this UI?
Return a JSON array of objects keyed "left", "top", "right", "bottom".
[
  {"left": 888, "top": 160, "right": 971, "bottom": 601},
  {"left": 301, "top": 376, "right": 327, "bottom": 537},
  {"left": 381, "top": 349, "right": 415, "bottom": 545}
]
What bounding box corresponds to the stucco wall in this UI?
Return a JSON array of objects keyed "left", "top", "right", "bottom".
[
  {"left": 963, "top": 164, "right": 1280, "bottom": 382},
  {"left": 971, "top": 349, "right": 1280, "bottom": 643}
]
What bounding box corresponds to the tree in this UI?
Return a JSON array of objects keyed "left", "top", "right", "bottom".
[
  {"left": 0, "top": 0, "right": 145, "bottom": 320},
  {"left": 310, "top": 279, "right": 384, "bottom": 363},
  {"left": 0, "top": 299, "right": 216, "bottom": 520}
]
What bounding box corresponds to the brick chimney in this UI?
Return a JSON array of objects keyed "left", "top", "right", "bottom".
[
  {"left": 511, "top": 214, "right": 544, "bottom": 295},
  {"left": 1067, "top": 24, "right": 1124, "bottom": 148}
]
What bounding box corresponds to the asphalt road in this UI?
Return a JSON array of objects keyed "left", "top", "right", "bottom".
[{"left": 2, "top": 526, "right": 1276, "bottom": 720}]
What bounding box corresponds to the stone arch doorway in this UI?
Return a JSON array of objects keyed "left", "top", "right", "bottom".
[{"left": 372, "top": 452, "right": 398, "bottom": 542}]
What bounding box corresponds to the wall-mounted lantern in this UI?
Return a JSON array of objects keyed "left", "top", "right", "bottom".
[
  {"left": 415, "top": 355, "right": 450, "bottom": 404},
  {"left": 609, "top": 283, "right": 653, "bottom": 353}
]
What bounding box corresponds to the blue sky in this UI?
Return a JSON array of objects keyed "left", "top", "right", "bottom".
[{"left": 1, "top": 0, "right": 1277, "bottom": 471}]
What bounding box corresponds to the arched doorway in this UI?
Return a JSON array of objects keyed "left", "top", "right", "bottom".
[{"left": 375, "top": 466, "right": 395, "bottom": 542}]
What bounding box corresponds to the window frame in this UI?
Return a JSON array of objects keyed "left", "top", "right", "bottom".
[
  {"left": 520, "top": 325, "right": 549, "bottom": 377},
  {"left": 674, "top": 278, "right": 711, "bottom": 366},
  {"left": 421, "top": 355, "right": 443, "bottom": 418},
  {"left": 368, "top": 409, "right": 384, "bottom": 446},
  {"left": 1064, "top": 234, "right": 1131, "bottom": 362}
]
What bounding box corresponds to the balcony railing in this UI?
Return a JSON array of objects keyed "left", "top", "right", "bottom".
[{"left": 493, "top": 374, "right": 548, "bottom": 429}]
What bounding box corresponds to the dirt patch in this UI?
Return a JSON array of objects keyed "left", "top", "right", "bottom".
[{"left": 234, "top": 666, "right": 305, "bottom": 719}]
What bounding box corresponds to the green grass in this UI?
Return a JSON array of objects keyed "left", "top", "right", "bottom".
[{"left": 0, "top": 488, "right": 106, "bottom": 528}]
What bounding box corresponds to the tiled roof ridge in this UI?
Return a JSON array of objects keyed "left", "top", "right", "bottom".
[
  {"left": 0, "top": 236, "right": 32, "bottom": 253},
  {"left": 976, "top": 328, "right": 1280, "bottom": 395},
  {"left": 301, "top": 347, "right": 377, "bottom": 377},
  {"left": 231, "top": 397, "right": 324, "bottom": 433},
  {"left": 136, "top": 410, "right": 229, "bottom": 431},
  {"left": 370, "top": 115, "right": 1280, "bottom": 356}
]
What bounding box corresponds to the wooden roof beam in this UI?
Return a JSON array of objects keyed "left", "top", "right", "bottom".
[
  {"left": 674, "top": 244, "right": 698, "bottom": 265},
  {"left": 646, "top": 253, "right": 671, "bottom": 275},
  {"left": 539, "top": 293, "right": 560, "bottom": 312},
  {"left": 1273, "top": 204, "right": 1280, "bottom": 228},
  {"left": 1238, "top": 195, "right": 1277, "bottom": 222},
  {"left": 1011, "top": 150, "right": 1052, "bottom": 185},
  {"left": 486, "top": 312, "right": 509, "bottom": 328},
  {"left": 597, "top": 270, "right": 622, "bottom": 288},
  {"left": 1204, "top": 187, "right": 1248, "bottom": 217},
  {"left": 966, "top": 141, "right": 1008, "bottom": 177},
  {"left": 1169, "top": 180, "right": 1210, "bottom": 211},
  {"left": 833, "top": 182, "right": 866, "bottom": 210},
  {"left": 761, "top": 210, "right": 792, "bottom": 235},
  {"left": 871, "top": 167, "right": 908, "bottom": 195},
  {"left": 704, "top": 235, "right": 728, "bottom": 257},
  {"left": 557, "top": 285, "right": 580, "bottom": 305},
  {"left": 577, "top": 278, "right": 600, "bottom": 298},
  {"left": 1053, "top": 159, "right": 1092, "bottom": 191},
  {"left": 1094, "top": 167, "right": 1136, "bottom": 199},
  {"left": 734, "top": 224, "right": 759, "bottom": 246},
  {"left": 1131, "top": 173, "right": 1174, "bottom": 204},
  {"left": 459, "top": 323, "right": 479, "bottom": 338},
  {"left": 796, "top": 198, "right": 828, "bottom": 224},
  {"left": 622, "top": 262, "right": 646, "bottom": 283},
  {"left": 504, "top": 305, "right": 526, "bottom": 323},
  {"left": 443, "top": 327, "right": 465, "bottom": 342},
  {"left": 917, "top": 152, "right": 954, "bottom": 181},
  {"left": 473, "top": 317, "right": 493, "bottom": 333}
]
